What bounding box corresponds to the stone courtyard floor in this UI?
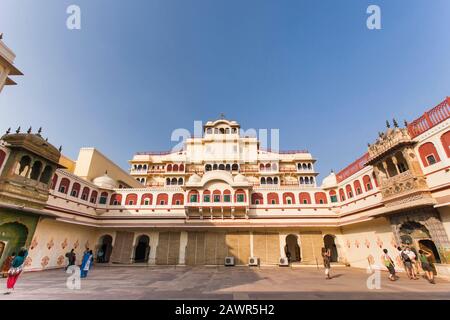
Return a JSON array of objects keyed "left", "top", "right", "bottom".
[{"left": 1, "top": 265, "right": 449, "bottom": 300}]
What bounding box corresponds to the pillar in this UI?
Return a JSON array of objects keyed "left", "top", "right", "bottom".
[
  {"left": 148, "top": 231, "right": 159, "bottom": 265},
  {"left": 178, "top": 231, "right": 188, "bottom": 265}
]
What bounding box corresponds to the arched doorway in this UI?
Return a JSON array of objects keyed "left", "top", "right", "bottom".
[
  {"left": 134, "top": 235, "right": 150, "bottom": 263},
  {"left": 0, "top": 222, "right": 28, "bottom": 266},
  {"left": 323, "top": 234, "right": 338, "bottom": 262},
  {"left": 285, "top": 234, "right": 301, "bottom": 262},
  {"left": 0, "top": 241, "right": 5, "bottom": 260},
  {"left": 399, "top": 221, "right": 442, "bottom": 263},
  {"left": 97, "top": 235, "right": 113, "bottom": 263},
  {"left": 419, "top": 239, "right": 441, "bottom": 264}
]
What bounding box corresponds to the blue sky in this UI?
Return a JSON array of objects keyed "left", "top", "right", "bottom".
[{"left": 1, "top": 0, "right": 449, "bottom": 181}]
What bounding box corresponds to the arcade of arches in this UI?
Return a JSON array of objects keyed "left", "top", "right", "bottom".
[{"left": 86, "top": 230, "right": 343, "bottom": 266}]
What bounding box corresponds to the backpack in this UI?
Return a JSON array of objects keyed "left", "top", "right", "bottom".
[{"left": 401, "top": 251, "right": 411, "bottom": 263}]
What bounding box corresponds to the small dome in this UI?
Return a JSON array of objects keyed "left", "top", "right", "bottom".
[
  {"left": 188, "top": 173, "right": 201, "bottom": 184},
  {"left": 93, "top": 172, "right": 117, "bottom": 189},
  {"left": 321, "top": 171, "right": 337, "bottom": 189},
  {"left": 234, "top": 174, "right": 247, "bottom": 183}
]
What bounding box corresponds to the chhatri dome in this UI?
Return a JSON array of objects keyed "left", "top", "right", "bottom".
[
  {"left": 187, "top": 173, "right": 201, "bottom": 184},
  {"left": 92, "top": 171, "right": 117, "bottom": 189},
  {"left": 234, "top": 173, "right": 247, "bottom": 183},
  {"left": 321, "top": 171, "right": 337, "bottom": 189}
]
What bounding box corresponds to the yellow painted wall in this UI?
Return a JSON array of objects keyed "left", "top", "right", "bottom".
[{"left": 73, "top": 148, "right": 141, "bottom": 188}]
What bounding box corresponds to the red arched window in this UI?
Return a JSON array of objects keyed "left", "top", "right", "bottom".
[
  {"left": 50, "top": 174, "right": 58, "bottom": 190},
  {"left": 441, "top": 130, "right": 450, "bottom": 157},
  {"left": 90, "top": 190, "right": 98, "bottom": 204},
  {"left": 173, "top": 164, "right": 179, "bottom": 171},
  {"left": 70, "top": 183, "right": 81, "bottom": 198},
  {"left": 299, "top": 192, "right": 311, "bottom": 204},
  {"left": 363, "top": 175, "right": 373, "bottom": 191},
  {"left": 125, "top": 193, "right": 138, "bottom": 205},
  {"left": 0, "top": 150, "right": 6, "bottom": 170},
  {"left": 188, "top": 190, "right": 199, "bottom": 203},
  {"left": 418, "top": 142, "right": 441, "bottom": 167},
  {"left": 314, "top": 192, "right": 328, "bottom": 204},
  {"left": 179, "top": 164, "right": 185, "bottom": 171},
  {"left": 99, "top": 192, "right": 109, "bottom": 204},
  {"left": 283, "top": 192, "right": 295, "bottom": 204},
  {"left": 223, "top": 190, "right": 232, "bottom": 202},
  {"left": 110, "top": 194, "right": 122, "bottom": 205},
  {"left": 141, "top": 193, "right": 153, "bottom": 205},
  {"left": 167, "top": 164, "right": 172, "bottom": 172},
  {"left": 212, "top": 189, "right": 222, "bottom": 202},
  {"left": 353, "top": 180, "right": 362, "bottom": 195},
  {"left": 234, "top": 189, "right": 246, "bottom": 203},
  {"left": 172, "top": 193, "right": 184, "bottom": 205},
  {"left": 58, "top": 178, "right": 70, "bottom": 194},
  {"left": 345, "top": 185, "right": 353, "bottom": 198},
  {"left": 202, "top": 190, "right": 211, "bottom": 203},
  {"left": 339, "top": 188, "right": 346, "bottom": 201},
  {"left": 156, "top": 193, "right": 169, "bottom": 205},
  {"left": 251, "top": 193, "right": 264, "bottom": 205},
  {"left": 267, "top": 192, "right": 279, "bottom": 205},
  {"left": 81, "top": 187, "right": 90, "bottom": 201},
  {"left": 329, "top": 190, "right": 338, "bottom": 203}
]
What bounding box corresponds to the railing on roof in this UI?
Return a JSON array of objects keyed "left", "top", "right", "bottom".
[
  {"left": 336, "top": 153, "right": 369, "bottom": 183},
  {"left": 407, "top": 97, "right": 450, "bottom": 138},
  {"left": 135, "top": 150, "right": 183, "bottom": 156},
  {"left": 259, "top": 148, "right": 309, "bottom": 154}
]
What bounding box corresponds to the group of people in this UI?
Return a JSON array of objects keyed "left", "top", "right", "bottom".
[
  {"left": 321, "top": 245, "right": 436, "bottom": 284},
  {"left": 66, "top": 248, "right": 95, "bottom": 278},
  {"left": 1, "top": 247, "right": 96, "bottom": 295},
  {"left": 1, "top": 248, "right": 29, "bottom": 295},
  {"left": 382, "top": 245, "right": 436, "bottom": 284}
]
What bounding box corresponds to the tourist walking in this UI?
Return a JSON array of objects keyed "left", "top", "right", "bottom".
[
  {"left": 382, "top": 249, "right": 397, "bottom": 281},
  {"left": 408, "top": 245, "right": 420, "bottom": 275},
  {"left": 322, "top": 247, "right": 331, "bottom": 279},
  {"left": 418, "top": 250, "right": 435, "bottom": 284},
  {"left": 4, "top": 248, "right": 28, "bottom": 294},
  {"left": 65, "top": 249, "right": 76, "bottom": 270},
  {"left": 398, "top": 246, "right": 418, "bottom": 280},
  {"left": 80, "top": 250, "right": 93, "bottom": 278},
  {"left": 1, "top": 252, "right": 15, "bottom": 278}
]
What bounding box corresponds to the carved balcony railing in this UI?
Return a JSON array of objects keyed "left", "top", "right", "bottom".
[{"left": 407, "top": 98, "right": 450, "bottom": 138}]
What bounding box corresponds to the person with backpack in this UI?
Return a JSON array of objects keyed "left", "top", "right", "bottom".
[
  {"left": 398, "top": 246, "right": 418, "bottom": 280},
  {"left": 382, "top": 249, "right": 397, "bottom": 281}
]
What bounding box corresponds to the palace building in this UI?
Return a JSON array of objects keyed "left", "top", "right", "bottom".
[{"left": 1, "top": 40, "right": 450, "bottom": 276}]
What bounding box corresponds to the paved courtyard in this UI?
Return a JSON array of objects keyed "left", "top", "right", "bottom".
[{"left": 1, "top": 265, "right": 449, "bottom": 300}]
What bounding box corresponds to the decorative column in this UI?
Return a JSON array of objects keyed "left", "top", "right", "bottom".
[
  {"left": 279, "top": 233, "right": 287, "bottom": 259},
  {"left": 382, "top": 161, "right": 390, "bottom": 178},
  {"left": 148, "top": 231, "right": 159, "bottom": 265},
  {"left": 391, "top": 156, "right": 400, "bottom": 175}
]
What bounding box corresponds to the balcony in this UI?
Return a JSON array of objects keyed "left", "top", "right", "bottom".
[
  {"left": 147, "top": 169, "right": 165, "bottom": 174},
  {"left": 130, "top": 169, "right": 148, "bottom": 175}
]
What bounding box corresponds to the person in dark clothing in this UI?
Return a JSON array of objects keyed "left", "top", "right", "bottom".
[{"left": 65, "top": 249, "right": 76, "bottom": 270}]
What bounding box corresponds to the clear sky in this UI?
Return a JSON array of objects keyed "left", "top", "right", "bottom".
[{"left": 1, "top": 0, "right": 449, "bottom": 181}]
